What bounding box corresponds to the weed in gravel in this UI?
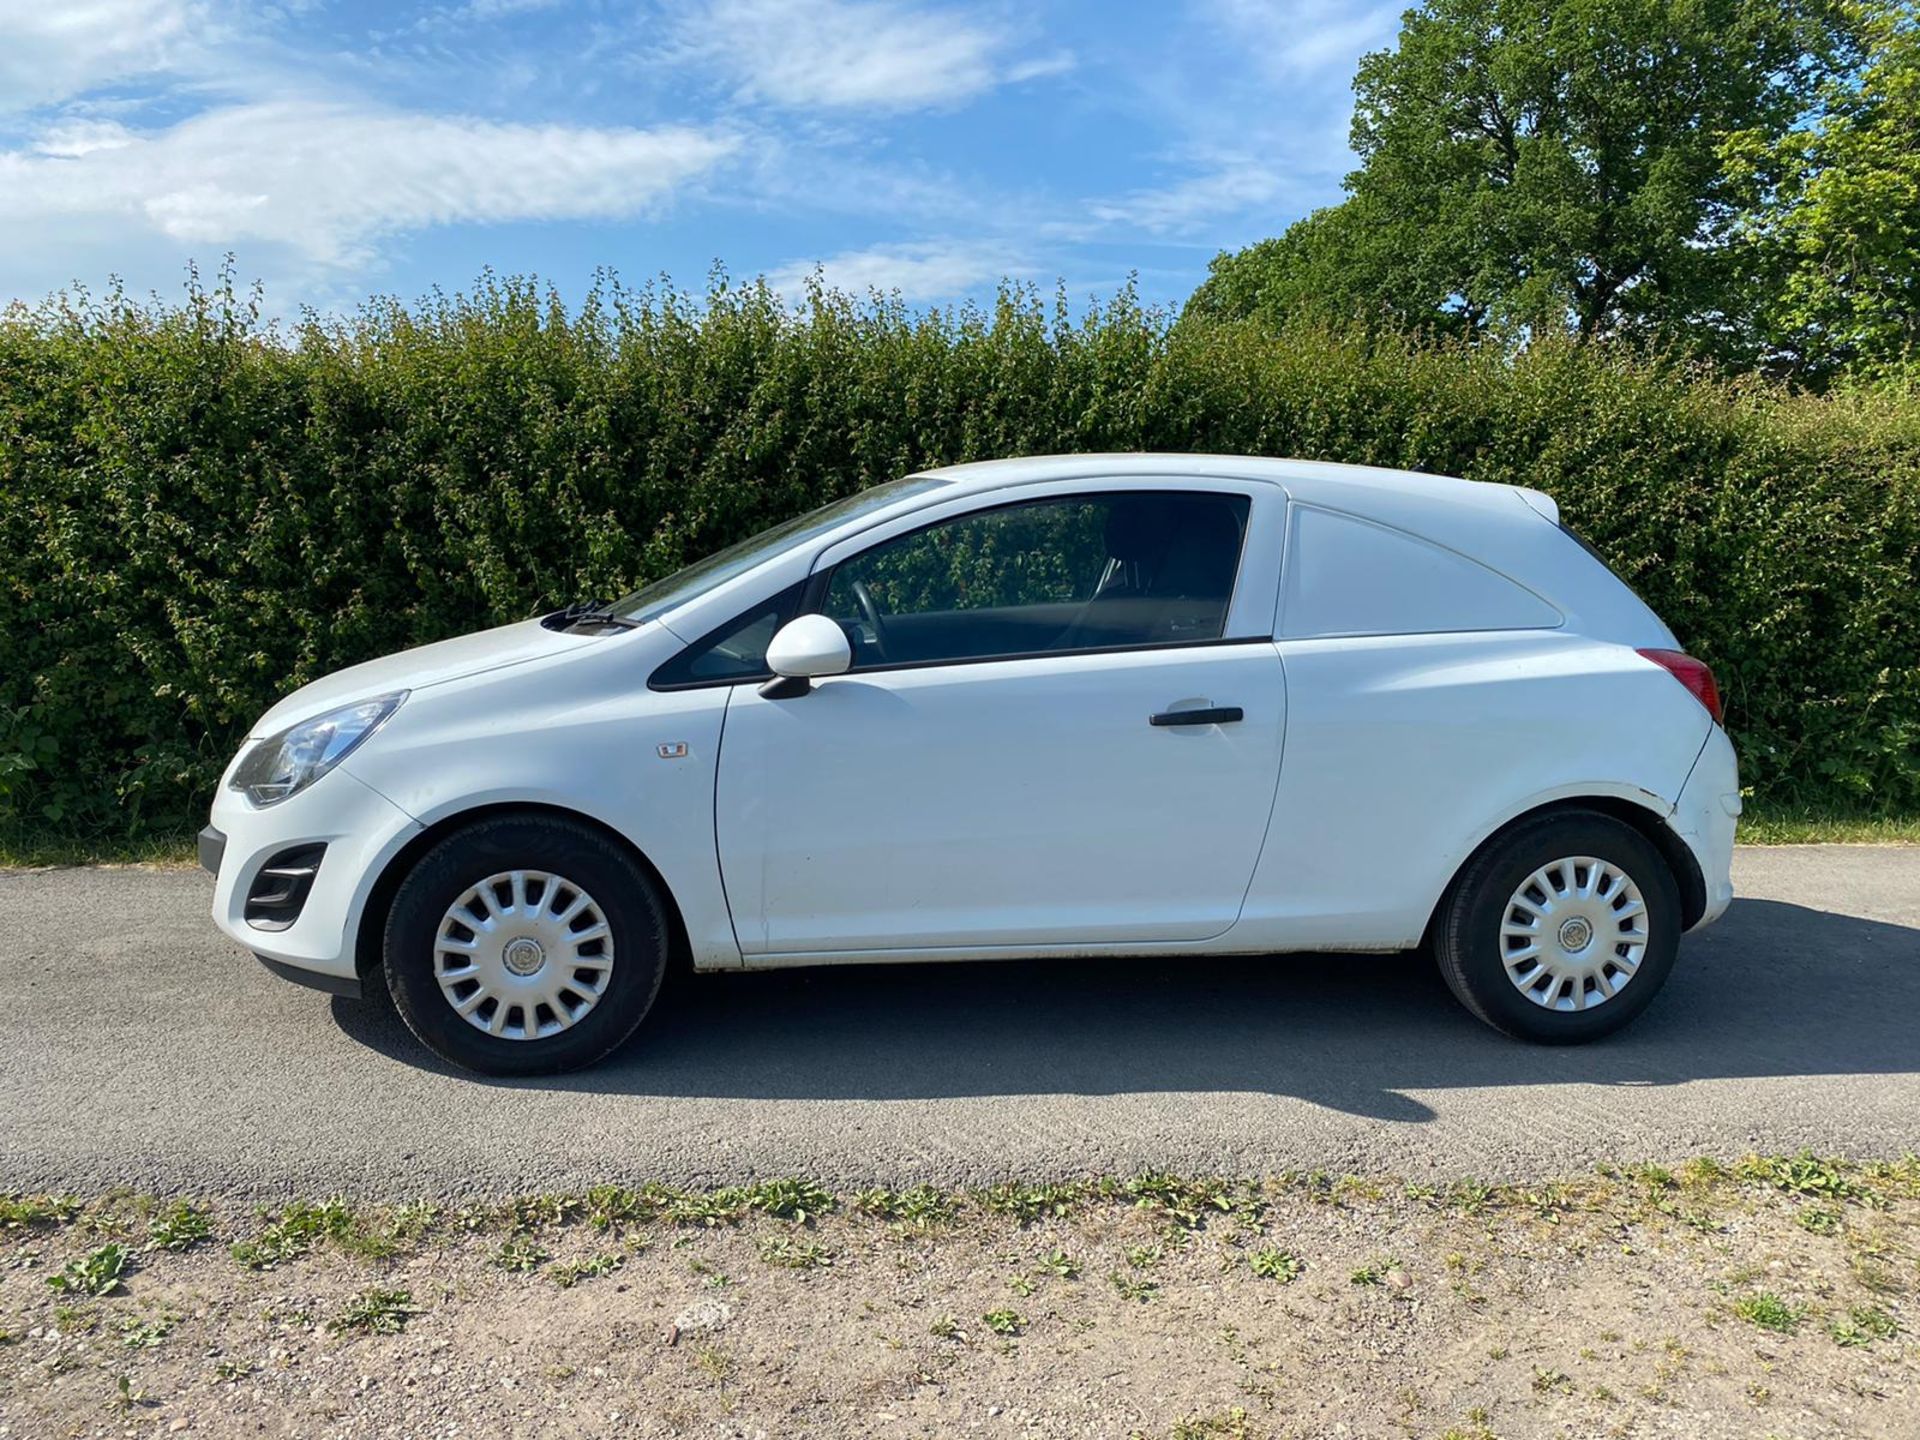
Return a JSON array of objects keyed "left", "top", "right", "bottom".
[
  {"left": 1350, "top": 1258, "right": 1390, "bottom": 1287},
  {"left": 1736, "top": 1153, "right": 1865, "bottom": 1204},
  {"left": 1125, "top": 1243, "right": 1163, "bottom": 1270},
  {"left": 693, "top": 1344, "right": 734, "bottom": 1381},
  {"left": 976, "top": 1181, "right": 1087, "bottom": 1224},
  {"left": 1040, "top": 1248, "right": 1079, "bottom": 1279},
  {"left": 1532, "top": 1365, "right": 1574, "bottom": 1394},
  {"left": 758, "top": 1235, "right": 833, "bottom": 1269},
  {"left": 928, "top": 1315, "right": 964, "bottom": 1341},
  {"left": 1829, "top": 1304, "right": 1901, "bottom": 1347},
  {"left": 146, "top": 1201, "right": 212, "bottom": 1252},
  {"left": 584, "top": 1184, "right": 656, "bottom": 1229},
  {"left": 110, "top": 1373, "right": 152, "bottom": 1411},
  {"left": 747, "top": 1178, "right": 835, "bottom": 1222},
  {"left": 1849, "top": 1256, "right": 1903, "bottom": 1294},
  {"left": 499, "top": 1195, "right": 582, "bottom": 1231},
  {"left": 982, "top": 1308, "right": 1025, "bottom": 1336},
  {"left": 1249, "top": 1247, "right": 1302, "bottom": 1283},
  {"left": 1126, "top": 1173, "right": 1250, "bottom": 1229},
  {"left": 1733, "top": 1293, "right": 1804, "bottom": 1333},
  {"left": 329, "top": 1287, "right": 417, "bottom": 1335},
  {"left": 548, "top": 1253, "right": 624, "bottom": 1288},
  {"left": 1679, "top": 1157, "right": 1729, "bottom": 1188},
  {"left": 492, "top": 1236, "right": 550, "bottom": 1272},
  {"left": 384, "top": 1202, "right": 439, "bottom": 1244},
  {"left": 0, "top": 1195, "right": 79, "bottom": 1230},
  {"left": 1449, "top": 1180, "right": 1495, "bottom": 1216},
  {"left": 118, "top": 1312, "right": 176, "bottom": 1349},
  {"left": 52, "top": 1304, "right": 97, "bottom": 1333},
  {"left": 1110, "top": 1271, "right": 1158, "bottom": 1302},
  {"left": 1008, "top": 1273, "right": 1036, "bottom": 1296},
  {"left": 231, "top": 1200, "right": 357, "bottom": 1269},
  {"left": 1164, "top": 1409, "right": 1254, "bottom": 1439},
  {"left": 213, "top": 1359, "right": 257, "bottom": 1382},
  {"left": 852, "top": 1184, "right": 959, "bottom": 1228},
  {"left": 1797, "top": 1206, "right": 1842, "bottom": 1235},
  {"left": 665, "top": 1189, "right": 748, "bottom": 1227},
  {"left": 47, "top": 1243, "right": 130, "bottom": 1296}
]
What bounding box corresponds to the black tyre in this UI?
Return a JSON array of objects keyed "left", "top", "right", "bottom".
[
  {"left": 1433, "top": 810, "right": 1681, "bottom": 1044},
  {"left": 383, "top": 814, "right": 669, "bottom": 1075}
]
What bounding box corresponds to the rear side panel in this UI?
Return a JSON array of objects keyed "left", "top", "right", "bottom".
[{"left": 1238, "top": 631, "right": 1713, "bottom": 952}]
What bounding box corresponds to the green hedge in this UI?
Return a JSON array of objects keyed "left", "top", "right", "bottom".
[{"left": 2, "top": 274, "right": 1916, "bottom": 840}]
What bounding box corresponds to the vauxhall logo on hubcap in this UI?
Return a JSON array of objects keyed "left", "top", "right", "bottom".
[
  {"left": 502, "top": 937, "right": 547, "bottom": 976},
  {"left": 1557, "top": 917, "right": 1594, "bottom": 953}
]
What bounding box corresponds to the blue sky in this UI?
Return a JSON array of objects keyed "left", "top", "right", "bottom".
[{"left": 0, "top": 0, "right": 1404, "bottom": 316}]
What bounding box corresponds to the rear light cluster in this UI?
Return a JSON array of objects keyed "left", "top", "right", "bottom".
[{"left": 1636, "top": 648, "right": 1723, "bottom": 724}]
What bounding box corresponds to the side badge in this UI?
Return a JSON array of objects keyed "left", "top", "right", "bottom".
[{"left": 656, "top": 742, "right": 689, "bottom": 760}]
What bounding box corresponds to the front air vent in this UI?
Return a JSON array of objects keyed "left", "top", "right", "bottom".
[{"left": 244, "top": 843, "right": 327, "bottom": 932}]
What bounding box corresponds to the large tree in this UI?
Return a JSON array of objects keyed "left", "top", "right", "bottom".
[
  {"left": 1188, "top": 0, "right": 1847, "bottom": 354},
  {"left": 1722, "top": 0, "right": 1920, "bottom": 380}
]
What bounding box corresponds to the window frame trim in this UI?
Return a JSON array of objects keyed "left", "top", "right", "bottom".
[
  {"left": 649, "top": 477, "right": 1283, "bottom": 691},
  {"left": 807, "top": 487, "right": 1255, "bottom": 676}
]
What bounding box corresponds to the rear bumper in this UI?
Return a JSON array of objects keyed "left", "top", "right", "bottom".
[{"left": 1669, "top": 724, "right": 1740, "bottom": 930}]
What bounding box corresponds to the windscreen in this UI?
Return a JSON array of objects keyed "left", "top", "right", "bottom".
[{"left": 606, "top": 474, "right": 949, "bottom": 623}]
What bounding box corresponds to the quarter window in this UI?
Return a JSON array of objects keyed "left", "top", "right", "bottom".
[
  {"left": 649, "top": 582, "right": 803, "bottom": 688},
  {"left": 1282, "top": 505, "right": 1561, "bottom": 638},
  {"left": 824, "top": 491, "right": 1249, "bottom": 670}
]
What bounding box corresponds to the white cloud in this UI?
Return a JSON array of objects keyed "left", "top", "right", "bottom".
[
  {"left": 669, "top": 0, "right": 1055, "bottom": 111},
  {"left": 0, "top": 0, "right": 209, "bottom": 113},
  {"left": 1, "top": 102, "right": 738, "bottom": 284},
  {"left": 1085, "top": 160, "right": 1291, "bottom": 236},
  {"left": 1201, "top": 0, "right": 1400, "bottom": 79},
  {"left": 768, "top": 240, "right": 1023, "bottom": 300}
]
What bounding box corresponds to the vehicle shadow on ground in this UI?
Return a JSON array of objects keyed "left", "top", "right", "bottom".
[{"left": 332, "top": 897, "right": 1920, "bottom": 1119}]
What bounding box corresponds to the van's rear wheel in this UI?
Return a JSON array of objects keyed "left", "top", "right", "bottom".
[
  {"left": 1433, "top": 810, "right": 1680, "bottom": 1044},
  {"left": 384, "top": 815, "right": 667, "bottom": 1075}
]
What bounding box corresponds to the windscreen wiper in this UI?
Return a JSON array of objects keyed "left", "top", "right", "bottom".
[{"left": 542, "top": 599, "right": 643, "bottom": 632}]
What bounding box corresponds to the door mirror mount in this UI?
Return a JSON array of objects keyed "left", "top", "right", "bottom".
[{"left": 760, "top": 614, "right": 853, "bottom": 698}]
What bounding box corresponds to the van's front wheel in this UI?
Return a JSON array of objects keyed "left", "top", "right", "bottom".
[
  {"left": 1433, "top": 810, "right": 1681, "bottom": 1044},
  {"left": 384, "top": 815, "right": 668, "bottom": 1075}
]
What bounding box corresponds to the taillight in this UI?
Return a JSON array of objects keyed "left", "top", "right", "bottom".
[{"left": 1636, "top": 648, "right": 1723, "bottom": 724}]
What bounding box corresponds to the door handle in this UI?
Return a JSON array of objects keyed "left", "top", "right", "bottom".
[{"left": 1149, "top": 706, "right": 1243, "bottom": 727}]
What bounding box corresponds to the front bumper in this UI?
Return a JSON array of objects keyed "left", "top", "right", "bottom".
[
  {"left": 207, "top": 763, "right": 423, "bottom": 988},
  {"left": 1669, "top": 723, "right": 1740, "bottom": 930}
]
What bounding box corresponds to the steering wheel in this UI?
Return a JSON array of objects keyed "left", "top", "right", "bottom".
[{"left": 849, "top": 578, "right": 890, "bottom": 662}]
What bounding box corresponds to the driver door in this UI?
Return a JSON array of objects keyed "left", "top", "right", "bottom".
[{"left": 712, "top": 484, "right": 1288, "bottom": 957}]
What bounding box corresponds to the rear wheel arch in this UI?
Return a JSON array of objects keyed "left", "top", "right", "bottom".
[
  {"left": 1423, "top": 794, "right": 1705, "bottom": 948},
  {"left": 353, "top": 802, "right": 692, "bottom": 984}
]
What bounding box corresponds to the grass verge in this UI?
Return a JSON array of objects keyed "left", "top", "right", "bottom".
[{"left": 3, "top": 1157, "right": 1917, "bottom": 1437}]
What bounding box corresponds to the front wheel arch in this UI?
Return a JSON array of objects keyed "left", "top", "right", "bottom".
[{"left": 353, "top": 802, "right": 692, "bottom": 986}]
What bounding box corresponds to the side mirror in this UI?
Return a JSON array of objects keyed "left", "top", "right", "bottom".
[{"left": 761, "top": 614, "right": 852, "bottom": 698}]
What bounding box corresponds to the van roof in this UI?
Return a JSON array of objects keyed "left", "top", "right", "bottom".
[{"left": 912, "top": 453, "right": 1554, "bottom": 520}]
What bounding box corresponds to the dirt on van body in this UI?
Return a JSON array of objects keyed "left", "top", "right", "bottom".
[{"left": 2, "top": 1159, "right": 1917, "bottom": 1440}]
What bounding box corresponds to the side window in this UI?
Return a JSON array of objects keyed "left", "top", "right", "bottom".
[
  {"left": 1282, "top": 506, "right": 1561, "bottom": 639},
  {"left": 824, "top": 491, "right": 1249, "bottom": 670},
  {"left": 650, "top": 582, "right": 802, "bottom": 688}
]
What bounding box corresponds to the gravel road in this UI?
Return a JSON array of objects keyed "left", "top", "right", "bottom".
[{"left": 3, "top": 847, "right": 1916, "bottom": 1198}]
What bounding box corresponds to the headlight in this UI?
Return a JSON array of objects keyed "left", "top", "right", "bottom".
[{"left": 231, "top": 692, "right": 407, "bottom": 806}]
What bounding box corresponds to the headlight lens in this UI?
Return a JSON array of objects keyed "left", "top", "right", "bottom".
[{"left": 231, "top": 692, "right": 407, "bottom": 806}]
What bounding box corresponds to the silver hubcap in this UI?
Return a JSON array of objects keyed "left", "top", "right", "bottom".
[
  {"left": 1500, "top": 856, "right": 1648, "bottom": 1012},
  {"left": 435, "top": 870, "right": 614, "bottom": 1041}
]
